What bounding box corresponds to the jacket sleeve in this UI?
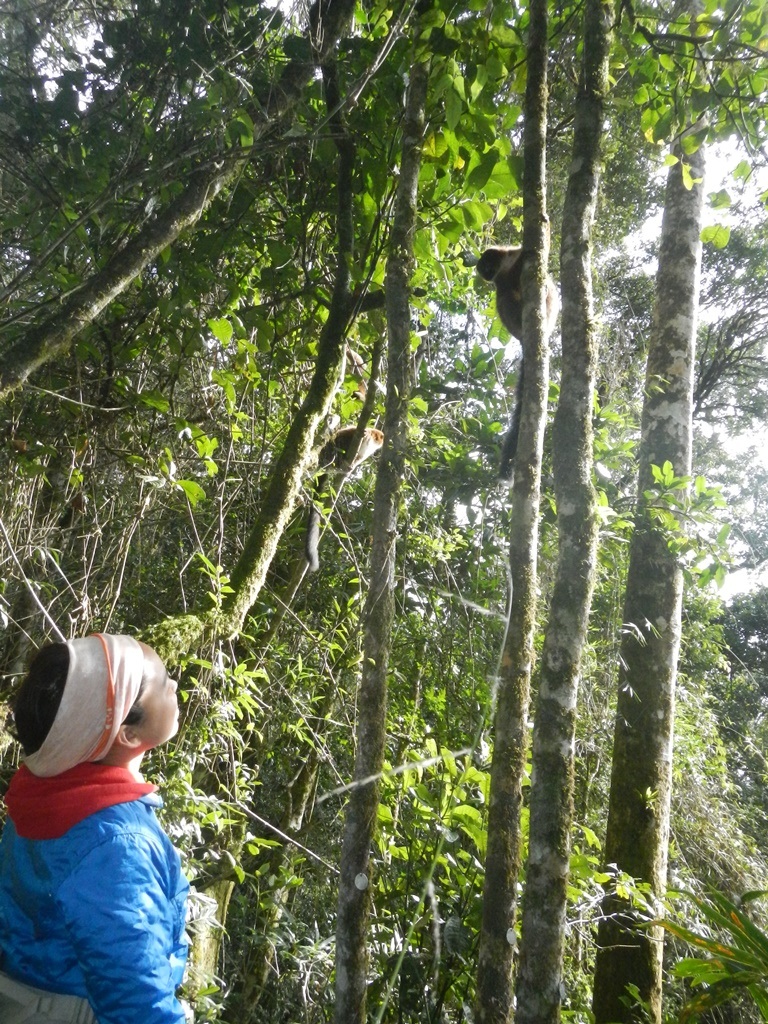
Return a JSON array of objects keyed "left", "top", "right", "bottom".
[{"left": 56, "top": 830, "right": 188, "bottom": 1024}]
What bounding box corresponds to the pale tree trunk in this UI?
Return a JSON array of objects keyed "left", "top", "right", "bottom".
[
  {"left": 515, "top": 0, "right": 612, "bottom": 1019},
  {"left": 474, "top": 0, "right": 551, "bottom": 1019},
  {"left": 592, "top": 140, "right": 706, "bottom": 1023},
  {"left": 333, "top": 40, "right": 429, "bottom": 1024}
]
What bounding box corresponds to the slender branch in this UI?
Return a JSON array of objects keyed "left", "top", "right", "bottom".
[
  {"left": 0, "top": 0, "right": 358, "bottom": 400},
  {"left": 0, "top": 517, "right": 66, "bottom": 641}
]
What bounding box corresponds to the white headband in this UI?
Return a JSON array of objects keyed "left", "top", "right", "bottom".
[{"left": 24, "top": 634, "right": 145, "bottom": 778}]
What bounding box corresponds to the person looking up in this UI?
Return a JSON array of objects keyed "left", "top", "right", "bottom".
[{"left": 0, "top": 633, "right": 189, "bottom": 1024}]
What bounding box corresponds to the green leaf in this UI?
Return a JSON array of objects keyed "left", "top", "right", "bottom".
[
  {"left": 708, "top": 189, "right": 732, "bottom": 211},
  {"left": 139, "top": 390, "right": 170, "bottom": 413},
  {"left": 448, "top": 804, "right": 483, "bottom": 827},
  {"left": 701, "top": 224, "right": 731, "bottom": 248},
  {"left": 176, "top": 479, "right": 207, "bottom": 505},
  {"left": 652, "top": 110, "right": 674, "bottom": 144},
  {"left": 233, "top": 111, "right": 254, "bottom": 147},
  {"left": 444, "top": 86, "right": 464, "bottom": 131},
  {"left": 208, "top": 317, "right": 234, "bottom": 346},
  {"left": 716, "top": 524, "right": 731, "bottom": 545},
  {"left": 681, "top": 160, "right": 704, "bottom": 190}
]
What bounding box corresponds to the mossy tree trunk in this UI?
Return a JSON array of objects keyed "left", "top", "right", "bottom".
[
  {"left": 217, "top": 55, "right": 358, "bottom": 638},
  {"left": 333, "top": 29, "right": 429, "bottom": 1024},
  {"left": 146, "top": 34, "right": 361, "bottom": 993},
  {"left": 592, "top": 138, "right": 706, "bottom": 1024},
  {"left": 514, "top": 0, "right": 612, "bottom": 1020},
  {"left": 474, "top": 0, "right": 551, "bottom": 1019}
]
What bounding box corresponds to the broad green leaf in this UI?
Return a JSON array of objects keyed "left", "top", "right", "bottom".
[
  {"left": 208, "top": 318, "right": 234, "bottom": 345},
  {"left": 140, "top": 390, "right": 171, "bottom": 413},
  {"left": 177, "top": 479, "right": 206, "bottom": 505},
  {"left": 701, "top": 224, "right": 731, "bottom": 248}
]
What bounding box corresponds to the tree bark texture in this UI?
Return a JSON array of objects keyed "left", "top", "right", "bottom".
[
  {"left": 333, "top": 45, "right": 429, "bottom": 1024},
  {"left": 592, "top": 141, "right": 706, "bottom": 1024},
  {"left": 515, "top": 0, "right": 612, "bottom": 1020},
  {"left": 0, "top": 0, "right": 357, "bottom": 400},
  {"left": 474, "top": 1, "right": 550, "bottom": 1020},
  {"left": 219, "top": 58, "right": 357, "bottom": 636}
]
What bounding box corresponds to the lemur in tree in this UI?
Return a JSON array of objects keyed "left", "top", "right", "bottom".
[
  {"left": 304, "top": 425, "right": 384, "bottom": 572},
  {"left": 476, "top": 246, "right": 559, "bottom": 480}
]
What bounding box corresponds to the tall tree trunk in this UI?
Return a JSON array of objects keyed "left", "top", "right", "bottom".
[
  {"left": 218, "top": 56, "right": 357, "bottom": 636},
  {"left": 333, "top": 35, "right": 429, "bottom": 1024},
  {"left": 515, "top": 0, "right": 612, "bottom": 1020},
  {"left": 592, "top": 139, "right": 706, "bottom": 1024},
  {"left": 152, "top": 50, "right": 360, "bottom": 998},
  {"left": 474, "top": 1, "right": 551, "bottom": 1020}
]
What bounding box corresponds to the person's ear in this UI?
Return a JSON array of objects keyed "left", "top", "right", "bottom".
[{"left": 111, "top": 723, "right": 144, "bottom": 751}]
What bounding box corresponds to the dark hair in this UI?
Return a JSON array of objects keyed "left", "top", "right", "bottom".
[
  {"left": 12, "top": 641, "right": 145, "bottom": 756},
  {"left": 12, "top": 644, "right": 69, "bottom": 755},
  {"left": 123, "top": 689, "right": 145, "bottom": 728}
]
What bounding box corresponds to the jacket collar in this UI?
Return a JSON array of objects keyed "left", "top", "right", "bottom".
[{"left": 4, "top": 763, "right": 157, "bottom": 839}]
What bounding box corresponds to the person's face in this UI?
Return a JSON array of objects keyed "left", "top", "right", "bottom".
[{"left": 131, "top": 643, "right": 179, "bottom": 751}]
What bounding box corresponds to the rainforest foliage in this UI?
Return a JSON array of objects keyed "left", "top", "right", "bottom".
[{"left": 1, "top": 0, "right": 767, "bottom": 1020}]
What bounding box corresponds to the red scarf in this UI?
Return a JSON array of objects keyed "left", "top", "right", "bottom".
[{"left": 4, "top": 763, "right": 157, "bottom": 840}]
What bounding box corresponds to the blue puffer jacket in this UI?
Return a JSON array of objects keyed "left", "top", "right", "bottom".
[{"left": 0, "top": 770, "right": 189, "bottom": 1024}]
